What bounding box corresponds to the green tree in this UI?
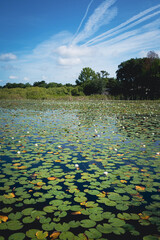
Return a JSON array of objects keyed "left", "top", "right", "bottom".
[
  {"left": 76, "top": 67, "right": 108, "bottom": 95},
  {"left": 33, "top": 81, "right": 47, "bottom": 88},
  {"left": 76, "top": 67, "right": 97, "bottom": 86},
  {"left": 116, "top": 55, "right": 160, "bottom": 99}
]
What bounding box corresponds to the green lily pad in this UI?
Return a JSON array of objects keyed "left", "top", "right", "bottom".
[
  {"left": 96, "top": 223, "right": 113, "bottom": 234},
  {"left": 89, "top": 213, "right": 104, "bottom": 222},
  {"left": 102, "top": 212, "right": 115, "bottom": 219},
  {"left": 42, "top": 222, "right": 55, "bottom": 231},
  {"left": 7, "top": 220, "right": 23, "bottom": 230},
  {"left": 8, "top": 233, "right": 25, "bottom": 240},
  {"left": 31, "top": 210, "right": 46, "bottom": 218},
  {"left": 59, "top": 231, "right": 75, "bottom": 240},
  {"left": 35, "top": 231, "right": 48, "bottom": 240},
  {"left": 22, "top": 216, "right": 35, "bottom": 223},
  {"left": 116, "top": 203, "right": 129, "bottom": 211},
  {"left": 85, "top": 228, "right": 102, "bottom": 239},
  {"left": 109, "top": 218, "right": 125, "bottom": 227},
  {"left": 143, "top": 236, "right": 160, "bottom": 240},
  {"left": 74, "top": 196, "right": 87, "bottom": 203},
  {"left": 22, "top": 208, "right": 34, "bottom": 216},
  {"left": 68, "top": 221, "right": 80, "bottom": 228},
  {"left": 8, "top": 212, "right": 22, "bottom": 220},
  {"left": 112, "top": 226, "right": 125, "bottom": 235},
  {"left": 23, "top": 199, "right": 36, "bottom": 204},
  {"left": 80, "top": 219, "right": 96, "bottom": 228},
  {"left": 43, "top": 206, "right": 56, "bottom": 213},
  {"left": 55, "top": 223, "right": 70, "bottom": 232},
  {"left": 26, "top": 229, "right": 39, "bottom": 238}
]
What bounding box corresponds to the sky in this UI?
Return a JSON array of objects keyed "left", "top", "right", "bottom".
[{"left": 0, "top": 0, "right": 160, "bottom": 86}]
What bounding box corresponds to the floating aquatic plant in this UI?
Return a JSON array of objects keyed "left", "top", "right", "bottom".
[{"left": 0, "top": 100, "right": 159, "bottom": 240}]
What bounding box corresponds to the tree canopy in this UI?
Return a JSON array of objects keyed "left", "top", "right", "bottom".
[{"left": 116, "top": 56, "right": 160, "bottom": 99}]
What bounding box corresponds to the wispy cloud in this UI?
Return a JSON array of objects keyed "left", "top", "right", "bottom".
[
  {"left": 9, "top": 75, "right": 18, "bottom": 80},
  {"left": 72, "top": 0, "right": 117, "bottom": 44},
  {"left": 0, "top": 53, "right": 17, "bottom": 61},
  {"left": 72, "top": 0, "right": 94, "bottom": 41},
  {"left": 23, "top": 77, "right": 30, "bottom": 81},
  {"left": 85, "top": 7, "right": 160, "bottom": 46},
  {"left": 84, "top": 4, "right": 160, "bottom": 46}
]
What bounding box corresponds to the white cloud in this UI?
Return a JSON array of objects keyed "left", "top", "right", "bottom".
[
  {"left": 58, "top": 57, "right": 81, "bottom": 66},
  {"left": 56, "top": 45, "right": 92, "bottom": 60},
  {"left": 9, "top": 75, "right": 18, "bottom": 80},
  {"left": 72, "top": 0, "right": 117, "bottom": 44},
  {"left": 23, "top": 77, "right": 30, "bottom": 81},
  {"left": 85, "top": 4, "right": 160, "bottom": 46},
  {"left": 41, "top": 75, "right": 47, "bottom": 81},
  {"left": 0, "top": 53, "right": 17, "bottom": 61}
]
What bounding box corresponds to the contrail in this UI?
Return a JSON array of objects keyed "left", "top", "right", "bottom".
[
  {"left": 84, "top": 4, "right": 160, "bottom": 46},
  {"left": 71, "top": 0, "right": 94, "bottom": 43}
]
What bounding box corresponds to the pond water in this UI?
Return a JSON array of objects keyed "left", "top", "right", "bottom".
[{"left": 0, "top": 100, "right": 160, "bottom": 240}]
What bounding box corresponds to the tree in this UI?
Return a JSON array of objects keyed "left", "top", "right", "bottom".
[
  {"left": 147, "top": 51, "right": 159, "bottom": 59},
  {"left": 76, "top": 67, "right": 97, "bottom": 86},
  {"left": 76, "top": 67, "right": 108, "bottom": 95},
  {"left": 33, "top": 81, "right": 47, "bottom": 88},
  {"left": 116, "top": 56, "right": 160, "bottom": 99}
]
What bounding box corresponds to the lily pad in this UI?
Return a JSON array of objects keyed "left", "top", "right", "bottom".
[
  {"left": 89, "top": 213, "right": 104, "bottom": 222},
  {"left": 96, "top": 223, "right": 113, "bottom": 234},
  {"left": 55, "top": 223, "right": 70, "bottom": 232},
  {"left": 42, "top": 222, "right": 55, "bottom": 231},
  {"left": 36, "top": 231, "right": 48, "bottom": 240},
  {"left": 85, "top": 228, "right": 102, "bottom": 239},
  {"left": 59, "top": 231, "right": 75, "bottom": 240},
  {"left": 26, "top": 229, "right": 39, "bottom": 238},
  {"left": 80, "top": 219, "right": 96, "bottom": 228},
  {"left": 8, "top": 233, "right": 25, "bottom": 240},
  {"left": 7, "top": 220, "right": 23, "bottom": 230}
]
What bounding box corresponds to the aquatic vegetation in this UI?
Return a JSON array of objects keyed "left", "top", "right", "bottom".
[{"left": 0, "top": 100, "right": 160, "bottom": 240}]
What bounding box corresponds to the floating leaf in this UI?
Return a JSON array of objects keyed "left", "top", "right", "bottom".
[
  {"left": 71, "top": 211, "right": 82, "bottom": 215},
  {"left": 80, "top": 219, "right": 96, "bottom": 228},
  {"left": 74, "top": 196, "right": 87, "bottom": 203},
  {"left": 4, "top": 193, "right": 15, "bottom": 199},
  {"left": 136, "top": 186, "right": 146, "bottom": 191},
  {"left": 89, "top": 213, "right": 104, "bottom": 222},
  {"left": 22, "top": 216, "right": 35, "bottom": 224},
  {"left": 85, "top": 228, "right": 102, "bottom": 239},
  {"left": 50, "top": 231, "right": 61, "bottom": 240},
  {"left": 8, "top": 212, "right": 22, "bottom": 220},
  {"left": 96, "top": 223, "right": 113, "bottom": 234},
  {"left": 59, "top": 231, "right": 75, "bottom": 240},
  {"left": 7, "top": 220, "right": 23, "bottom": 230},
  {"left": 55, "top": 223, "right": 70, "bottom": 232},
  {"left": 109, "top": 218, "right": 125, "bottom": 227},
  {"left": 42, "top": 222, "right": 55, "bottom": 231},
  {"left": 8, "top": 233, "right": 25, "bottom": 240},
  {"left": 68, "top": 221, "right": 80, "bottom": 228},
  {"left": 26, "top": 229, "right": 40, "bottom": 238},
  {"left": 0, "top": 215, "right": 8, "bottom": 223},
  {"left": 36, "top": 231, "right": 48, "bottom": 239},
  {"left": 2, "top": 207, "right": 13, "bottom": 213},
  {"left": 143, "top": 235, "right": 160, "bottom": 240},
  {"left": 48, "top": 177, "right": 57, "bottom": 180}
]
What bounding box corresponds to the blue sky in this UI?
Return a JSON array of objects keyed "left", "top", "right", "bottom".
[{"left": 0, "top": 0, "right": 160, "bottom": 85}]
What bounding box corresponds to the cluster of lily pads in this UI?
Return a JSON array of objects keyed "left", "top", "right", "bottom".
[{"left": 0, "top": 100, "right": 160, "bottom": 240}]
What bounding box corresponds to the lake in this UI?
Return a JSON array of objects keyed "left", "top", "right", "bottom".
[{"left": 0, "top": 100, "right": 160, "bottom": 240}]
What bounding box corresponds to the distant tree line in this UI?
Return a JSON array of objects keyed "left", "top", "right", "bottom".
[
  {"left": 0, "top": 51, "right": 160, "bottom": 99},
  {"left": 75, "top": 51, "right": 160, "bottom": 99}
]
